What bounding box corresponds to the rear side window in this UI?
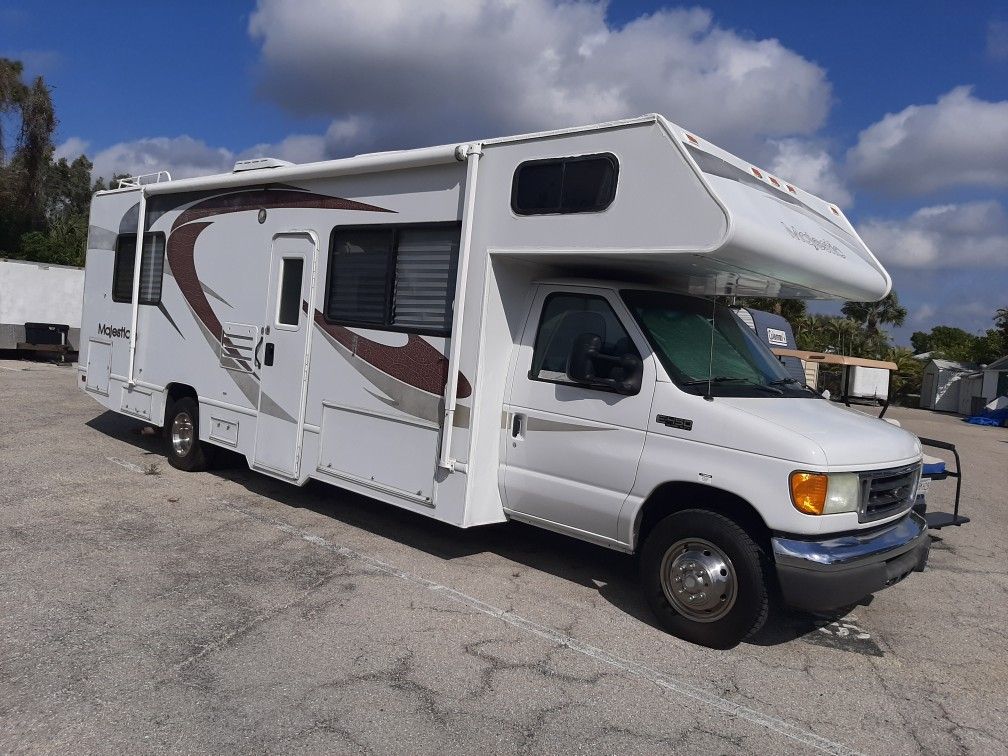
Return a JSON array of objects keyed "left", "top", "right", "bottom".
[
  {"left": 112, "top": 232, "right": 165, "bottom": 305},
  {"left": 512, "top": 153, "right": 618, "bottom": 215}
]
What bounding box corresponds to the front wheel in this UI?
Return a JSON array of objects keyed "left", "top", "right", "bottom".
[
  {"left": 640, "top": 509, "right": 770, "bottom": 649},
  {"left": 164, "top": 397, "right": 215, "bottom": 472}
]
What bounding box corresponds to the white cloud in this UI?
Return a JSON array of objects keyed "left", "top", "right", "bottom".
[
  {"left": 89, "top": 136, "right": 236, "bottom": 181},
  {"left": 767, "top": 138, "right": 851, "bottom": 207},
  {"left": 911, "top": 303, "right": 936, "bottom": 324},
  {"left": 847, "top": 87, "right": 1008, "bottom": 196},
  {"left": 238, "top": 117, "right": 370, "bottom": 164},
  {"left": 83, "top": 115, "right": 373, "bottom": 181},
  {"left": 54, "top": 136, "right": 89, "bottom": 162},
  {"left": 247, "top": 0, "right": 832, "bottom": 154},
  {"left": 860, "top": 200, "right": 1008, "bottom": 269}
]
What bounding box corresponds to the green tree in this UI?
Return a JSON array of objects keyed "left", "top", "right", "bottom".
[
  {"left": 11, "top": 75, "right": 56, "bottom": 228},
  {"left": 0, "top": 57, "right": 96, "bottom": 266},
  {"left": 841, "top": 291, "right": 907, "bottom": 336},
  {"left": 995, "top": 308, "right": 1008, "bottom": 352},
  {"left": 735, "top": 297, "right": 807, "bottom": 325},
  {"left": 971, "top": 329, "right": 1005, "bottom": 365},
  {"left": 46, "top": 154, "right": 95, "bottom": 218},
  {"left": 919, "top": 325, "right": 977, "bottom": 363},
  {"left": 910, "top": 331, "right": 931, "bottom": 354},
  {"left": 0, "top": 58, "right": 28, "bottom": 164},
  {"left": 887, "top": 347, "right": 925, "bottom": 405}
]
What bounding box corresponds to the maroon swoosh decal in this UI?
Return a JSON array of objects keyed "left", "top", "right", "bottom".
[
  {"left": 314, "top": 309, "right": 472, "bottom": 399},
  {"left": 164, "top": 188, "right": 393, "bottom": 348},
  {"left": 171, "top": 188, "right": 393, "bottom": 232}
]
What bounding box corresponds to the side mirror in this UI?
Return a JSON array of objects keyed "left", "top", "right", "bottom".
[
  {"left": 615, "top": 353, "right": 644, "bottom": 395},
  {"left": 567, "top": 332, "right": 602, "bottom": 383},
  {"left": 567, "top": 333, "right": 643, "bottom": 395}
]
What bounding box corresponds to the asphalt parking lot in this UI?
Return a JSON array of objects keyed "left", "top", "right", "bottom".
[{"left": 2, "top": 358, "right": 1006, "bottom": 754}]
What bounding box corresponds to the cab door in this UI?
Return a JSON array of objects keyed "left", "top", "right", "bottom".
[{"left": 502, "top": 286, "right": 656, "bottom": 542}]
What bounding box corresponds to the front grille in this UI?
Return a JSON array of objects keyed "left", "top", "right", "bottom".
[{"left": 858, "top": 464, "right": 920, "bottom": 523}]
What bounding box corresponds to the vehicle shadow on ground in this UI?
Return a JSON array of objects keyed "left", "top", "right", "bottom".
[{"left": 87, "top": 409, "right": 841, "bottom": 648}]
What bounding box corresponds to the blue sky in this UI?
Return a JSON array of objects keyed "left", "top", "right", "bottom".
[{"left": 2, "top": 1, "right": 1006, "bottom": 344}]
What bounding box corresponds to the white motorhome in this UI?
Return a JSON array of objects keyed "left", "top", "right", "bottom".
[{"left": 78, "top": 115, "right": 929, "bottom": 648}]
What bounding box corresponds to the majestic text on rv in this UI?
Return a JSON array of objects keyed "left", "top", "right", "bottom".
[{"left": 79, "top": 115, "right": 928, "bottom": 648}]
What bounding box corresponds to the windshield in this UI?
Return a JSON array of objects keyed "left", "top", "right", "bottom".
[{"left": 622, "top": 290, "right": 815, "bottom": 398}]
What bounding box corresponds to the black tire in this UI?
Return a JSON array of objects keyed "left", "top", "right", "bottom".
[
  {"left": 163, "top": 396, "right": 215, "bottom": 472},
  {"left": 640, "top": 509, "right": 770, "bottom": 649}
]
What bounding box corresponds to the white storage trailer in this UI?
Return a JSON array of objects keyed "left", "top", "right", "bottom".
[{"left": 78, "top": 115, "right": 929, "bottom": 648}]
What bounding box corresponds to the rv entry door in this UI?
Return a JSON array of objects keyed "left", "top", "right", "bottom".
[{"left": 253, "top": 232, "right": 316, "bottom": 477}]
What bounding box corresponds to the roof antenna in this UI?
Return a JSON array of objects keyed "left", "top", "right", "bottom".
[{"left": 705, "top": 294, "right": 717, "bottom": 402}]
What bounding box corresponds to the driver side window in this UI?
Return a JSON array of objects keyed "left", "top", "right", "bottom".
[{"left": 530, "top": 292, "right": 639, "bottom": 388}]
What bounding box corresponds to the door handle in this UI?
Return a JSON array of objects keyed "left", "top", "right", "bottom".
[
  {"left": 511, "top": 413, "right": 524, "bottom": 438},
  {"left": 254, "top": 332, "right": 265, "bottom": 369},
  {"left": 264, "top": 342, "right": 275, "bottom": 367}
]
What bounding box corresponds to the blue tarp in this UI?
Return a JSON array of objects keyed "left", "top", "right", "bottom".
[{"left": 965, "top": 416, "right": 1002, "bottom": 426}]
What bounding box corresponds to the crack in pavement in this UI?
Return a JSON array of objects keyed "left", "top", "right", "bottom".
[{"left": 212, "top": 496, "right": 864, "bottom": 756}]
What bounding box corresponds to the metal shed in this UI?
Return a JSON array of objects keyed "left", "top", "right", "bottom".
[{"left": 920, "top": 359, "right": 976, "bottom": 412}]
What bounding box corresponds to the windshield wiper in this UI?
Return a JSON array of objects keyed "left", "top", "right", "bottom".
[
  {"left": 682, "top": 376, "right": 749, "bottom": 386},
  {"left": 682, "top": 377, "right": 784, "bottom": 395},
  {"left": 769, "top": 377, "right": 819, "bottom": 394}
]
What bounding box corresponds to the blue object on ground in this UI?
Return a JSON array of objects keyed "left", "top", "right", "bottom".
[
  {"left": 921, "top": 454, "right": 946, "bottom": 476},
  {"left": 966, "top": 416, "right": 1000, "bottom": 426}
]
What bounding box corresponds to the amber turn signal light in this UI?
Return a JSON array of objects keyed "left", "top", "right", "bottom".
[{"left": 790, "top": 472, "right": 828, "bottom": 515}]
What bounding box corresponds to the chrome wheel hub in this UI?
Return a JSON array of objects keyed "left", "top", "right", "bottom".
[
  {"left": 171, "top": 412, "right": 194, "bottom": 457},
  {"left": 660, "top": 537, "right": 737, "bottom": 622}
]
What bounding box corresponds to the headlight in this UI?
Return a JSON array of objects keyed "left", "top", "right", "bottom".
[
  {"left": 790, "top": 471, "right": 861, "bottom": 515},
  {"left": 823, "top": 472, "right": 860, "bottom": 514}
]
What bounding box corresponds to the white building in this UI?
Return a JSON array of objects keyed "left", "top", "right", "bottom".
[{"left": 0, "top": 258, "right": 84, "bottom": 350}]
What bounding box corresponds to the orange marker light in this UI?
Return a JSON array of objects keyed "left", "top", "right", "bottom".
[
  {"left": 751, "top": 167, "right": 763, "bottom": 179},
  {"left": 686, "top": 133, "right": 699, "bottom": 144},
  {"left": 790, "top": 472, "right": 828, "bottom": 515}
]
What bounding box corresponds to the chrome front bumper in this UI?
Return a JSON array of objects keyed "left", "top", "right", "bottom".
[{"left": 771, "top": 512, "right": 930, "bottom": 612}]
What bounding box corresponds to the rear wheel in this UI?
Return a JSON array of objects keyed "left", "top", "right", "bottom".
[
  {"left": 640, "top": 509, "right": 769, "bottom": 649},
  {"left": 164, "top": 397, "right": 215, "bottom": 472}
]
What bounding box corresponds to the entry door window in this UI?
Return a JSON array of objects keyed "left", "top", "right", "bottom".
[{"left": 276, "top": 257, "right": 304, "bottom": 327}]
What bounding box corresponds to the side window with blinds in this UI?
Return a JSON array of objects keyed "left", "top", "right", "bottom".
[
  {"left": 112, "top": 232, "right": 166, "bottom": 305},
  {"left": 326, "top": 229, "right": 393, "bottom": 326},
  {"left": 325, "top": 224, "right": 459, "bottom": 335},
  {"left": 392, "top": 228, "right": 458, "bottom": 331}
]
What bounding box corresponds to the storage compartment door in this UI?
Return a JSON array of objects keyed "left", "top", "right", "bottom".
[
  {"left": 318, "top": 403, "right": 438, "bottom": 506},
  {"left": 85, "top": 339, "right": 111, "bottom": 396}
]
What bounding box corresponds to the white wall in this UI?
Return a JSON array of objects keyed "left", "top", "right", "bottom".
[
  {"left": 0, "top": 259, "right": 84, "bottom": 328},
  {"left": 983, "top": 369, "right": 1008, "bottom": 400}
]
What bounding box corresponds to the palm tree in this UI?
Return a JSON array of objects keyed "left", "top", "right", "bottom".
[{"left": 841, "top": 291, "right": 907, "bottom": 337}]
